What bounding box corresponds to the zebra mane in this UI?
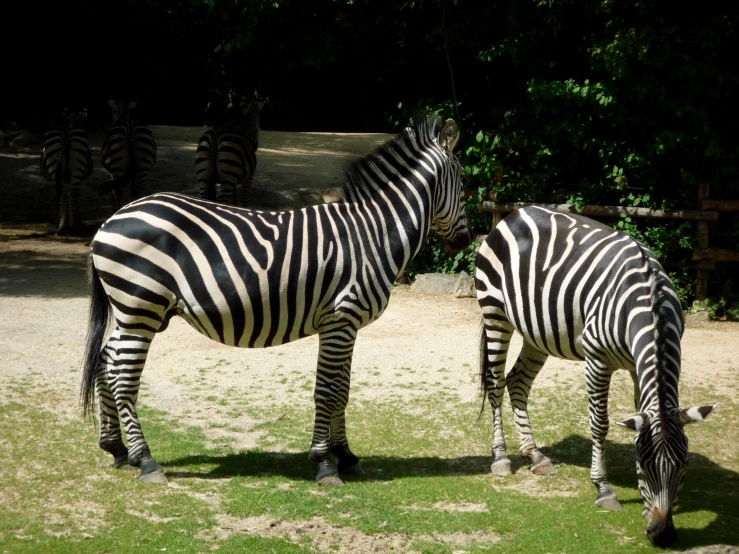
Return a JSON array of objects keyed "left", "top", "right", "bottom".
[
  {"left": 642, "top": 245, "right": 675, "bottom": 439},
  {"left": 340, "top": 115, "right": 443, "bottom": 198}
]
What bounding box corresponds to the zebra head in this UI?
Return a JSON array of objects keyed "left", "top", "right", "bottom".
[
  {"left": 618, "top": 403, "right": 717, "bottom": 547},
  {"left": 108, "top": 98, "right": 137, "bottom": 124},
  {"left": 430, "top": 118, "right": 473, "bottom": 252},
  {"left": 62, "top": 108, "right": 88, "bottom": 128}
]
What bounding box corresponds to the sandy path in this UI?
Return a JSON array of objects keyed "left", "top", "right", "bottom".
[
  {"left": 1, "top": 126, "right": 737, "bottom": 452},
  {"left": 1, "top": 237, "right": 737, "bottom": 452}
]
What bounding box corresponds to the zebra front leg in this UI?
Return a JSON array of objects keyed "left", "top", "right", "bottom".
[
  {"left": 629, "top": 370, "right": 640, "bottom": 412},
  {"left": 585, "top": 357, "right": 622, "bottom": 510},
  {"left": 506, "top": 342, "right": 554, "bottom": 475},
  {"left": 106, "top": 327, "right": 167, "bottom": 484},
  {"left": 481, "top": 316, "right": 515, "bottom": 476},
  {"left": 310, "top": 326, "right": 358, "bottom": 486}
]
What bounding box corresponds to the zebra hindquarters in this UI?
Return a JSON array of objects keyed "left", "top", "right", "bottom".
[
  {"left": 196, "top": 129, "right": 217, "bottom": 200},
  {"left": 215, "top": 131, "right": 253, "bottom": 207},
  {"left": 85, "top": 252, "right": 171, "bottom": 483},
  {"left": 132, "top": 125, "right": 157, "bottom": 200}
]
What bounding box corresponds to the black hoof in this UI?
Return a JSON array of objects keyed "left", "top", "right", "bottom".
[
  {"left": 595, "top": 492, "right": 622, "bottom": 511},
  {"left": 112, "top": 449, "right": 134, "bottom": 469},
  {"left": 140, "top": 458, "right": 168, "bottom": 484},
  {"left": 316, "top": 458, "right": 342, "bottom": 486}
]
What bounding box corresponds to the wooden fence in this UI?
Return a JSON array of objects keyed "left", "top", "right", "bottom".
[{"left": 476, "top": 184, "right": 739, "bottom": 300}]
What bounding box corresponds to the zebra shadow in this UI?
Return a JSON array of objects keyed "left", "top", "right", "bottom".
[
  {"left": 164, "top": 450, "right": 492, "bottom": 484},
  {"left": 164, "top": 436, "right": 739, "bottom": 549},
  {"left": 540, "top": 434, "right": 739, "bottom": 549}
]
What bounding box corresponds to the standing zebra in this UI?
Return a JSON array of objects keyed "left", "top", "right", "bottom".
[
  {"left": 40, "top": 108, "right": 93, "bottom": 235},
  {"left": 100, "top": 99, "right": 158, "bottom": 211},
  {"left": 475, "top": 206, "right": 715, "bottom": 547},
  {"left": 196, "top": 90, "right": 265, "bottom": 207},
  {"left": 81, "top": 116, "right": 472, "bottom": 487}
]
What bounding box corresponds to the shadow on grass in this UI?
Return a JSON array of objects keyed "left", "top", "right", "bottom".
[
  {"left": 542, "top": 434, "right": 739, "bottom": 549},
  {"left": 164, "top": 435, "right": 739, "bottom": 549}
]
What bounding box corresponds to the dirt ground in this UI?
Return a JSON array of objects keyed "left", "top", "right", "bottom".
[
  {"left": 1, "top": 126, "right": 738, "bottom": 450},
  {"left": 0, "top": 125, "right": 393, "bottom": 229}
]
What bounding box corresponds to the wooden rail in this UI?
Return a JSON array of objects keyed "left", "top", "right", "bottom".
[
  {"left": 474, "top": 192, "right": 739, "bottom": 301},
  {"left": 477, "top": 201, "right": 719, "bottom": 222}
]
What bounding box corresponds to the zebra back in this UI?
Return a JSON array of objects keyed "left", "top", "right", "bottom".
[
  {"left": 40, "top": 109, "right": 93, "bottom": 183},
  {"left": 101, "top": 99, "right": 157, "bottom": 188}
]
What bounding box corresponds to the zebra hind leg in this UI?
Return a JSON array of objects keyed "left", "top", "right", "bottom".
[
  {"left": 241, "top": 176, "right": 253, "bottom": 209},
  {"left": 585, "top": 356, "right": 622, "bottom": 510},
  {"left": 105, "top": 325, "right": 167, "bottom": 484},
  {"left": 310, "top": 326, "right": 359, "bottom": 487},
  {"left": 95, "top": 340, "right": 135, "bottom": 470},
  {"left": 134, "top": 170, "right": 149, "bottom": 200},
  {"left": 505, "top": 342, "right": 555, "bottom": 475},
  {"left": 480, "top": 315, "right": 515, "bottom": 476}
]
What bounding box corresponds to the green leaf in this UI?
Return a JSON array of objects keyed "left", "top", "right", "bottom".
[{"left": 476, "top": 131, "right": 484, "bottom": 143}]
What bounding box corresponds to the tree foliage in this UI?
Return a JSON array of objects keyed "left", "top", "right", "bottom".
[{"left": 8, "top": 0, "right": 737, "bottom": 302}]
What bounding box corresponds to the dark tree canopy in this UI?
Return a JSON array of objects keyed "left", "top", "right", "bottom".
[{"left": 6, "top": 0, "right": 739, "bottom": 305}]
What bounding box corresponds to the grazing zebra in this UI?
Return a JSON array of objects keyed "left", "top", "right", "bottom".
[
  {"left": 100, "top": 99, "right": 158, "bottom": 211},
  {"left": 81, "top": 116, "right": 472, "bottom": 487},
  {"left": 196, "top": 91, "right": 266, "bottom": 207},
  {"left": 40, "top": 108, "right": 93, "bottom": 235},
  {"left": 475, "top": 206, "right": 715, "bottom": 547}
]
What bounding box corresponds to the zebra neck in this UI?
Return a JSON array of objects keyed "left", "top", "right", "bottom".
[
  {"left": 339, "top": 172, "right": 436, "bottom": 278},
  {"left": 633, "top": 297, "right": 682, "bottom": 416}
]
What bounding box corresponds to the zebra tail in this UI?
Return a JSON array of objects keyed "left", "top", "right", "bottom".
[
  {"left": 80, "top": 256, "right": 112, "bottom": 419},
  {"left": 477, "top": 318, "right": 489, "bottom": 422},
  {"left": 98, "top": 155, "right": 136, "bottom": 196}
]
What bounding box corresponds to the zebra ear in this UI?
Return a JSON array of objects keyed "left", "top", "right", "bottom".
[
  {"left": 617, "top": 413, "right": 650, "bottom": 432},
  {"left": 676, "top": 403, "right": 718, "bottom": 426},
  {"left": 439, "top": 119, "right": 460, "bottom": 154}
]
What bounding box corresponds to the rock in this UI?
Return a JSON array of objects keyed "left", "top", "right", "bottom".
[
  {"left": 411, "top": 273, "right": 459, "bottom": 295},
  {"left": 454, "top": 275, "right": 476, "bottom": 298}
]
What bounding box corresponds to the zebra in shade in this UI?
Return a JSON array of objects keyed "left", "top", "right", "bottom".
[
  {"left": 81, "top": 116, "right": 472, "bottom": 487},
  {"left": 475, "top": 205, "right": 715, "bottom": 547},
  {"left": 100, "top": 99, "right": 157, "bottom": 211},
  {"left": 196, "top": 90, "right": 266, "bottom": 207},
  {"left": 40, "top": 108, "right": 93, "bottom": 235}
]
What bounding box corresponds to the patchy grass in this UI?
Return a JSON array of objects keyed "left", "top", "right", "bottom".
[{"left": 0, "top": 373, "right": 737, "bottom": 553}]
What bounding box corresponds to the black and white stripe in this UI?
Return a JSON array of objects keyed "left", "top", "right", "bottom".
[
  {"left": 40, "top": 108, "right": 93, "bottom": 234},
  {"left": 196, "top": 92, "right": 265, "bottom": 207},
  {"left": 100, "top": 99, "right": 157, "bottom": 211},
  {"left": 81, "top": 116, "right": 472, "bottom": 487},
  {"left": 475, "top": 206, "right": 715, "bottom": 547}
]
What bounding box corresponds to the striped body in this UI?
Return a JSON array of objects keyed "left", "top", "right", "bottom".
[
  {"left": 81, "top": 117, "right": 472, "bottom": 486},
  {"left": 197, "top": 97, "right": 263, "bottom": 207},
  {"left": 40, "top": 110, "right": 93, "bottom": 233},
  {"left": 100, "top": 100, "right": 157, "bottom": 211},
  {"left": 475, "top": 206, "right": 713, "bottom": 546}
]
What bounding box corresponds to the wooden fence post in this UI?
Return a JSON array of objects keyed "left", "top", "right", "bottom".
[
  {"left": 491, "top": 165, "right": 505, "bottom": 232},
  {"left": 695, "top": 183, "right": 710, "bottom": 301}
]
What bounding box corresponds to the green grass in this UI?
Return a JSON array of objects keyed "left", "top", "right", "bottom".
[{"left": 0, "top": 372, "right": 737, "bottom": 553}]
